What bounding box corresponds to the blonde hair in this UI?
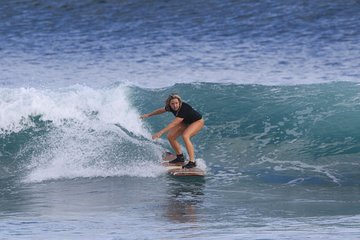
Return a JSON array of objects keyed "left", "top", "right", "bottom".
[{"left": 165, "top": 94, "right": 182, "bottom": 110}]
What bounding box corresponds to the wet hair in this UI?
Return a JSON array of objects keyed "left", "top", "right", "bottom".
[{"left": 165, "top": 94, "right": 182, "bottom": 111}]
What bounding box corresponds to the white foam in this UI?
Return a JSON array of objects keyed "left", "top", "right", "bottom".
[
  {"left": 0, "top": 85, "right": 148, "bottom": 137},
  {"left": 26, "top": 159, "right": 165, "bottom": 183},
  {"left": 195, "top": 158, "right": 207, "bottom": 173},
  {"left": 23, "top": 123, "right": 164, "bottom": 183},
  {"left": 0, "top": 84, "right": 166, "bottom": 182},
  {"left": 258, "top": 156, "right": 341, "bottom": 184}
]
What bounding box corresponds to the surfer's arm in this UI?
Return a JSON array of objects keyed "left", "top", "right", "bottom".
[
  {"left": 140, "top": 108, "right": 166, "bottom": 119},
  {"left": 152, "top": 117, "right": 184, "bottom": 140}
]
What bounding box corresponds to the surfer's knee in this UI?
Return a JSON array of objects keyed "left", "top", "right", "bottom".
[
  {"left": 182, "top": 133, "right": 191, "bottom": 142},
  {"left": 167, "top": 132, "right": 176, "bottom": 141}
]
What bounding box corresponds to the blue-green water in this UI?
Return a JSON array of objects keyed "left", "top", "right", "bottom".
[
  {"left": 1, "top": 0, "right": 360, "bottom": 239},
  {"left": 1, "top": 83, "right": 360, "bottom": 239}
]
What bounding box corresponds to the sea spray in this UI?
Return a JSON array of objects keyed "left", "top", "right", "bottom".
[{"left": 0, "top": 85, "right": 164, "bottom": 182}]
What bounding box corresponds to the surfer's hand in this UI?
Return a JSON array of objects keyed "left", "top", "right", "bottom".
[
  {"left": 140, "top": 114, "right": 149, "bottom": 120},
  {"left": 152, "top": 132, "right": 162, "bottom": 140}
]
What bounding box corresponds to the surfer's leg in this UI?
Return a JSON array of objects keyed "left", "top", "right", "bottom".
[
  {"left": 182, "top": 119, "right": 204, "bottom": 161},
  {"left": 167, "top": 123, "right": 187, "bottom": 155}
]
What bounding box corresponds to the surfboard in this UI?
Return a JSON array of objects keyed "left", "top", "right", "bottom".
[{"left": 162, "top": 152, "right": 205, "bottom": 177}]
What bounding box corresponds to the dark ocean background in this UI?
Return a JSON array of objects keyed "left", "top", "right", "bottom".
[{"left": 1, "top": 0, "right": 359, "bottom": 239}]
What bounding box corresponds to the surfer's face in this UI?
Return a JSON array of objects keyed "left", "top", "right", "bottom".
[{"left": 170, "top": 98, "right": 180, "bottom": 111}]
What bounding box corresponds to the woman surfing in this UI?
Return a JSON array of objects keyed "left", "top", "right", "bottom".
[{"left": 140, "top": 94, "right": 204, "bottom": 169}]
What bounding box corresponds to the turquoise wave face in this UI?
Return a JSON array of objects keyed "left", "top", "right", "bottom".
[
  {"left": 1, "top": 82, "right": 359, "bottom": 185},
  {"left": 132, "top": 82, "right": 360, "bottom": 186}
]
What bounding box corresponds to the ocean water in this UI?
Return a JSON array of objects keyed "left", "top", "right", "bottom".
[{"left": 1, "top": 0, "right": 360, "bottom": 239}]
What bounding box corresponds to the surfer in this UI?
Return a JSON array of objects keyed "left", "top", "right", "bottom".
[{"left": 140, "top": 94, "right": 204, "bottom": 169}]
